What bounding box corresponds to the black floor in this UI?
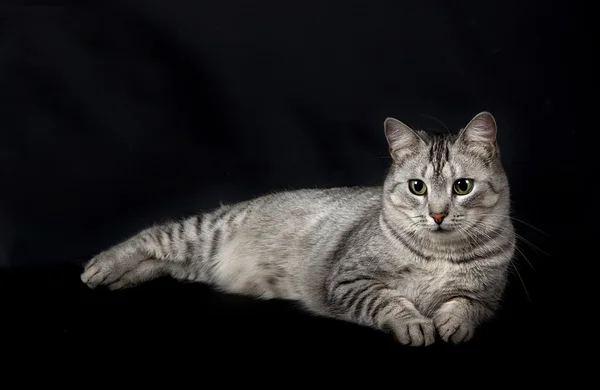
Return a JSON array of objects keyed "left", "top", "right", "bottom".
[{"left": 1, "top": 261, "right": 554, "bottom": 360}]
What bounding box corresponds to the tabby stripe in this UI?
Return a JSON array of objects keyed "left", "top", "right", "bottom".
[
  {"left": 367, "top": 296, "right": 389, "bottom": 319},
  {"left": 210, "top": 207, "right": 230, "bottom": 228},
  {"left": 381, "top": 216, "right": 432, "bottom": 260},
  {"left": 378, "top": 298, "right": 407, "bottom": 320},
  {"left": 355, "top": 285, "right": 386, "bottom": 319},
  {"left": 199, "top": 212, "right": 214, "bottom": 261},
  {"left": 226, "top": 207, "right": 245, "bottom": 226},
  {"left": 179, "top": 221, "right": 191, "bottom": 259},
  {"left": 486, "top": 181, "right": 500, "bottom": 195},
  {"left": 187, "top": 217, "right": 200, "bottom": 258},
  {"left": 342, "top": 283, "right": 381, "bottom": 313},
  {"left": 223, "top": 206, "right": 248, "bottom": 239},
  {"left": 461, "top": 191, "right": 485, "bottom": 208},
  {"left": 209, "top": 227, "right": 222, "bottom": 262},
  {"left": 324, "top": 275, "right": 354, "bottom": 305},
  {"left": 192, "top": 227, "right": 205, "bottom": 262},
  {"left": 140, "top": 231, "right": 154, "bottom": 248},
  {"left": 334, "top": 276, "right": 374, "bottom": 287},
  {"left": 334, "top": 279, "right": 374, "bottom": 307},
  {"left": 195, "top": 214, "right": 204, "bottom": 234},
  {"left": 171, "top": 222, "right": 182, "bottom": 259},
  {"left": 161, "top": 229, "right": 172, "bottom": 256},
  {"left": 388, "top": 182, "right": 402, "bottom": 194},
  {"left": 147, "top": 229, "right": 162, "bottom": 257},
  {"left": 429, "top": 137, "right": 448, "bottom": 175}
]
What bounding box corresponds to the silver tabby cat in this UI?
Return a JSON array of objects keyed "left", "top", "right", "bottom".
[{"left": 81, "top": 111, "right": 515, "bottom": 346}]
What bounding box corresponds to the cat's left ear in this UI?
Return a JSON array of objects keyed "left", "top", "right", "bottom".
[{"left": 457, "top": 111, "right": 499, "bottom": 157}]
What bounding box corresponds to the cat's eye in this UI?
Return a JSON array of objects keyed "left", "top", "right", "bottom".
[
  {"left": 453, "top": 179, "right": 474, "bottom": 195},
  {"left": 408, "top": 180, "right": 427, "bottom": 195}
]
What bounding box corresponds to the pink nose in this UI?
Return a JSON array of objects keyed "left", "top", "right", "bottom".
[{"left": 429, "top": 213, "right": 447, "bottom": 224}]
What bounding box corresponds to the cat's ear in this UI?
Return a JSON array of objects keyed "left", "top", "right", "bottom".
[
  {"left": 457, "top": 111, "right": 498, "bottom": 156},
  {"left": 384, "top": 117, "right": 423, "bottom": 162}
]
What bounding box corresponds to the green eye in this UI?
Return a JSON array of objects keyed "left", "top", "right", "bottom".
[
  {"left": 409, "top": 180, "right": 427, "bottom": 195},
  {"left": 453, "top": 179, "right": 474, "bottom": 195}
]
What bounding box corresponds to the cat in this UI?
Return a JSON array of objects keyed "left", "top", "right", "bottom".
[{"left": 81, "top": 111, "right": 515, "bottom": 347}]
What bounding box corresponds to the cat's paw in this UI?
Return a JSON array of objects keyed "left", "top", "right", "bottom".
[
  {"left": 433, "top": 311, "right": 474, "bottom": 344},
  {"left": 389, "top": 317, "right": 436, "bottom": 347},
  {"left": 80, "top": 247, "right": 141, "bottom": 289},
  {"left": 81, "top": 253, "right": 122, "bottom": 289}
]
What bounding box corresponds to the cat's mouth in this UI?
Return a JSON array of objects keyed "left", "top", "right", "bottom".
[
  {"left": 431, "top": 225, "right": 450, "bottom": 233},
  {"left": 422, "top": 223, "right": 456, "bottom": 234}
]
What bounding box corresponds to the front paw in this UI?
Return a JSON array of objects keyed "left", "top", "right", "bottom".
[
  {"left": 433, "top": 311, "right": 474, "bottom": 344},
  {"left": 388, "top": 317, "right": 436, "bottom": 347}
]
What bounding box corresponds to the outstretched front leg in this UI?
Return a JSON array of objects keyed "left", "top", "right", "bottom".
[
  {"left": 81, "top": 214, "right": 210, "bottom": 290},
  {"left": 325, "top": 262, "right": 435, "bottom": 347}
]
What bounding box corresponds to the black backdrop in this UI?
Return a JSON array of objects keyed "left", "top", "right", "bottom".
[{"left": 0, "top": 0, "right": 585, "bottom": 365}]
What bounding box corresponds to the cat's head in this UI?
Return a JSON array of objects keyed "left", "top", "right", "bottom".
[{"left": 382, "top": 112, "right": 510, "bottom": 240}]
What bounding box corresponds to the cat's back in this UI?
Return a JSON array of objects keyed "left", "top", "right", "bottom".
[
  {"left": 232, "top": 186, "right": 378, "bottom": 245},
  {"left": 260, "top": 185, "right": 379, "bottom": 212},
  {"left": 210, "top": 185, "right": 381, "bottom": 251}
]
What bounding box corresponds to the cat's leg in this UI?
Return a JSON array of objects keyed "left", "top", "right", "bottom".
[
  {"left": 325, "top": 273, "right": 435, "bottom": 347},
  {"left": 81, "top": 211, "right": 218, "bottom": 290},
  {"left": 87, "top": 258, "right": 192, "bottom": 290},
  {"left": 433, "top": 297, "right": 494, "bottom": 344}
]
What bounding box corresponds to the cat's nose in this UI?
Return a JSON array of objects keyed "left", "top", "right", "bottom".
[{"left": 429, "top": 213, "right": 447, "bottom": 225}]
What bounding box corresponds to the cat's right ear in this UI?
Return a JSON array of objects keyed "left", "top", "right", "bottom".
[{"left": 384, "top": 118, "right": 423, "bottom": 163}]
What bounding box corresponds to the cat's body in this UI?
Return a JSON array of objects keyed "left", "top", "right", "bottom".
[{"left": 82, "top": 112, "right": 515, "bottom": 346}]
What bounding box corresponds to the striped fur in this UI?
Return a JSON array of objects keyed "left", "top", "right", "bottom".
[{"left": 81, "top": 112, "right": 515, "bottom": 346}]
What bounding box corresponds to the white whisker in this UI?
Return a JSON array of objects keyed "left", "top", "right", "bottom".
[
  {"left": 461, "top": 216, "right": 549, "bottom": 256},
  {"left": 458, "top": 221, "right": 532, "bottom": 303},
  {"left": 475, "top": 213, "right": 550, "bottom": 236}
]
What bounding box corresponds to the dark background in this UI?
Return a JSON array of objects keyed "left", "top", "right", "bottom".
[{"left": 0, "top": 0, "right": 585, "bottom": 364}]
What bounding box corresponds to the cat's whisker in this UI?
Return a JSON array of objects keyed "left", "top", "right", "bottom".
[
  {"left": 457, "top": 224, "right": 532, "bottom": 303},
  {"left": 507, "top": 261, "right": 532, "bottom": 304},
  {"left": 512, "top": 245, "right": 536, "bottom": 272},
  {"left": 455, "top": 225, "right": 485, "bottom": 247},
  {"left": 461, "top": 217, "right": 549, "bottom": 257},
  {"left": 466, "top": 222, "right": 539, "bottom": 269},
  {"left": 475, "top": 213, "right": 550, "bottom": 236},
  {"left": 467, "top": 225, "right": 532, "bottom": 301}
]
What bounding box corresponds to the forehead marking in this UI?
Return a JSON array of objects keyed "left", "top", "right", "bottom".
[{"left": 429, "top": 136, "right": 449, "bottom": 177}]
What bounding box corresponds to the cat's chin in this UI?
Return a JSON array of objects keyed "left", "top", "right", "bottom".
[
  {"left": 428, "top": 226, "right": 452, "bottom": 234},
  {"left": 425, "top": 227, "right": 461, "bottom": 242}
]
